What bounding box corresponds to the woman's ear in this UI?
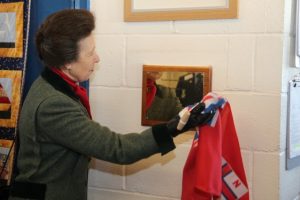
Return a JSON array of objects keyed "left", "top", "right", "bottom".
[{"left": 64, "top": 64, "right": 72, "bottom": 70}]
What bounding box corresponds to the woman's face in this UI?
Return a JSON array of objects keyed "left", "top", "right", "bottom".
[
  {"left": 147, "top": 72, "right": 163, "bottom": 81},
  {"left": 63, "top": 34, "right": 100, "bottom": 82}
]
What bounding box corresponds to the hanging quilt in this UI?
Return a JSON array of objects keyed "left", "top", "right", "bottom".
[{"left": 0, "top": 0, "right": 30, "bottom": 185}]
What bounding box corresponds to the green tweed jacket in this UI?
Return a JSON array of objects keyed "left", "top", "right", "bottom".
[{"left": 10, "top": 68, "right": 175, "bottom": 200}]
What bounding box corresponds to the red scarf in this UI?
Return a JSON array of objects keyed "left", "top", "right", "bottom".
[{"left": 50, "top": 68, "right": 92, "bottom": 119}]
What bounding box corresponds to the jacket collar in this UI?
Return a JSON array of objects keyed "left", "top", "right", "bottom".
[{"left": 41, "top": 67, "right": 79, "bottom": 100}]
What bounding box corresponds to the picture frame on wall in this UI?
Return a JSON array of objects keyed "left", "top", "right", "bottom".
[
  {"left": 142, "top": 65, "right": 212, "bottom": 126},
  {"left": 124, "top": 0, "right": 238, "bottom": 22}
]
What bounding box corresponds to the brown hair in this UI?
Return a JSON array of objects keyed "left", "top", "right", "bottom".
[{"left": 35, "top": 9, "right": 95, "bottom": 68}]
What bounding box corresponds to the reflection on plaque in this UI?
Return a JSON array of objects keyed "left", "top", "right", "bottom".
[{"left": 142, "top": 65, "right": 212, "bottom": 126}]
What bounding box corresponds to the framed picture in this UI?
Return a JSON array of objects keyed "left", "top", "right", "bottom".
[
  {"left": 142, "top": 65, "right": 212, "bottom": 126},
  {"left": 124, "top": 0, "right": 238, "bottom": 22},
  {"left": 0, "top": 2, "right": 24, "bottom": 58},
  {"left": 0, "top": 70, "right": 22, "bottom": 128}
]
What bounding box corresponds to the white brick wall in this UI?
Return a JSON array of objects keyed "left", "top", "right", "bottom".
[{"left": 88, "top": 0, "right": 300, "bottom": 199}]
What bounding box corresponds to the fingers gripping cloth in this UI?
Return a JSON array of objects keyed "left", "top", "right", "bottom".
[
  {"left": 165, "top": 101, "right": 214, "bottom": 138},
  {"left": 175, "top": 92, "right": 225, "bottom": 132},
  {"left": 177, "top": 107, "right": 191, "bottom": 131},
  {"left": 177, "top": 102, "right": 206, "bottom": 131},
  {"left": 200, "top": 92, "right": 227, "bottom": 127},
  {"left": 151, "top": 100, "right": 215, "bottom": 155},
  {"left": 151, "top": 93, "right": 227, "bottom": 155}
]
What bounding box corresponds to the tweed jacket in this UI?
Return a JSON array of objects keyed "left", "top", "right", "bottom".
[{"left": 10, "top": 68, "right": 175, "bottom": 200}]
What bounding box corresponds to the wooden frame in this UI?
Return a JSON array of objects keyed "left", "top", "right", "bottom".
[
  {"left": 124, "top": 0, "right": 238, "bottom": 22},
  {"left": 142, "top": 65, "right": 212, "bottom": 126}
]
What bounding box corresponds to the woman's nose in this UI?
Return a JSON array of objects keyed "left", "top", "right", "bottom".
[{"left": 94, "top": 53, "right": 100, "bottom": 63}]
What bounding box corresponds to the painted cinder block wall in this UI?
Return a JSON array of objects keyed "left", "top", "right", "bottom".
[{"left": 87, "top": 0, "right": 300, "bottom": 199}]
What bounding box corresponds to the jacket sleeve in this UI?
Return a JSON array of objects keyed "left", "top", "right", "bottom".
[{"left": 36, "top": 95, "right": 174, "bottom": 164}]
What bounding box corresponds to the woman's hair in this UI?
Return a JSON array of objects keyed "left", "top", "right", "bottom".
[{"left": 35, "top": 9, "right": 95, "bottom": 68}]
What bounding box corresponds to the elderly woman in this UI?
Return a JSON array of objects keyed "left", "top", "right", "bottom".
[{"left": 9, "top": 9, "right": 212, "bottom": 200}]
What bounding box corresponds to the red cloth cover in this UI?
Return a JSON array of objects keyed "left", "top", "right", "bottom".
[{"left": 182, "top": 103, "right": 249, "bottom": 200}]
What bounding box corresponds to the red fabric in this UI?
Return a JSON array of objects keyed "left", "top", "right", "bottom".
[
  {"left": 182, "top": 103, "right": 249, "bottom": 200},
  {"left": 50, "top": 68, "right": 92, "bottom": 118},
  {"left": 0, "top": 97, "right": 10, "bottom": 104},
  {"left": 0, "top": 84, "right": 10, "bottom": 103},
  {"left": 145, "top": 79, "right": 157, "bottom": 110}
]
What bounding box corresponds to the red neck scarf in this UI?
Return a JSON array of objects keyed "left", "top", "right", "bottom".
[{"left": 51, "top": 68, "right": 92, "bottom": 119}]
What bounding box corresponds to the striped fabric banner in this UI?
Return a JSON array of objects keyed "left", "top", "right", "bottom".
[{"left": 0, "top": 0, "right": 31, "bottom": 185}]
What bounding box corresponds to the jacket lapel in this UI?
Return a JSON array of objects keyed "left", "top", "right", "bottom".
[{"left": 41, "top": 67, "right": 79, "bottom": 101}]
